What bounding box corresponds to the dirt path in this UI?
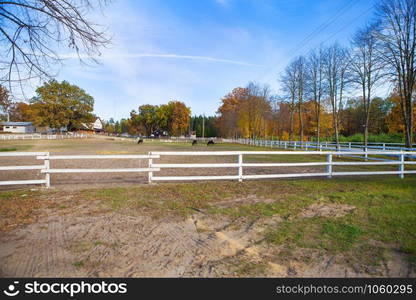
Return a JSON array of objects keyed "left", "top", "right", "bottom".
[{"left": 0, "top": 197, "right": 413, "bottom": 277}]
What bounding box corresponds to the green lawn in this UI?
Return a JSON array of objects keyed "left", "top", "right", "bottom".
[{"left": 0, "top": 144, "right": 33, "bottom": 152}]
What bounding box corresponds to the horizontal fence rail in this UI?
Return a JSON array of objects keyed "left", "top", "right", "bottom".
[
  {"left": 36, "top": 154, "right": 160, "bottom": 160},
  {"left": 0, "top": 150, "right": 415, "bottom": 187},
  {"left": 226, "top": 138, "right": 416, "bottom": 162},
  {"left": 229, "top": 138, "right": 416, "bottom": 153},
  {"left": 0, "top": 152, "right": 159, "bottom": 188},
  {"left": 39, "top": 154, "right": 160, "bottom": 188},
  {"left": 0, "top": 152, "right": 48, "bottom": 186},
  {"left": 149, "top": 151, "right": 416, "bottom": 183}
]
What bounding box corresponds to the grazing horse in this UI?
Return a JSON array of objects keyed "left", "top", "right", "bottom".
[
  {"left": 192, "top": 140, "right": 197, "bottom": 146},
  {"left": 207, "top": 140, "right": 215, "bottom": 146},
  {"left": 137, "top": 139, "right": 144, "bottom": 144}
]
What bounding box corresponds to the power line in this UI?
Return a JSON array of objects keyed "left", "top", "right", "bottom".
[
  {"left": 254, "top": 0, "right": 364, "bottom": 83},
  {"left": 285, "top": 0, "right": 361, "bottom": 58},
  {"left": 267, "top": 3, "right": 376, "bottom": 94},
  {"left": 317, "top": 4, "right": 375, "bottom": 47}
]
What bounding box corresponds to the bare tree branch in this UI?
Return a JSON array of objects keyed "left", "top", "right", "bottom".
[{"left": 0, "top": 0, "right": 110, "bottom": 94}]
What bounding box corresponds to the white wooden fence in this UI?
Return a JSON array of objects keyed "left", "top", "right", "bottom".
[
  {"left": 0, "top": 133, "right": 87, "bottom": 140},
  {"left": 149, "top": 151, "right": 416, "bottom": 183},
  {"left": 229, "top": 138, "right": 416, "bottom": 152},
  {"left": 0, "top": 152, "right": 49, "bottom": 186},
  {"left": 0, "top": 152, "right": 159, "bottom": 188},
  {"left": 0, "top": 151, "right": 415, "bottom": 188},
  {"left": 226, "top": 138, "right": 416, "bottom": 161}
]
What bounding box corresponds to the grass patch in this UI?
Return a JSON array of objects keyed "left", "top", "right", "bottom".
[
  {"left": 263, "top": 177, "right": 416, "bottom": 267},
  {"left": 82, "top": 181, "right": 304, "bottom": 218},
  {"left": 0, "top": 189, "right": 53, "bottom": 231},
  {"left": 72, "top": 261, "right": 84, "bottom": 268},
  {"left": 321, "top": 220, "right": 363, "bottom": 251},
  {"left": 0, "top": 147, "right": 17, "bottom": 152},
  {"left": 0, "top": 144, "right": 32, "bottom": 151}
]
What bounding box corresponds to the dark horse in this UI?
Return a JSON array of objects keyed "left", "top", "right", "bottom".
[
  {"left": 207, "top": 140, "right": 215, "bottom": 146},
  {"left": 192, "top": 140, "right": 197, "bottom": 146},
  {"left": 137, "top": 139, "right": 144, "bottom": 144}
]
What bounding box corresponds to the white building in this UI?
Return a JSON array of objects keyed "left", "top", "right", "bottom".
[
  {"left": 92, "top": 118, "right": 104, "bottom": 132},
  {"left": 80, "top": 117, "right": 104, "bottom": 133},
  {"left": 0, "top": 122, "right": 36, "bottom": 133}
]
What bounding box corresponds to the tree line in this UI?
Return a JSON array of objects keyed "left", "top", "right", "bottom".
[
  {"left": 103, "top": 114, "right": 218, "bottom": 138},
  {"left": 216, "top": 0, "right": 416, "bottom": 147},
  {"left": 129, "top": 102, "right": 191, "bottom": 136}
]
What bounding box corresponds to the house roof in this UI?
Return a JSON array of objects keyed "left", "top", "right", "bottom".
[
  {"left": 80, "top": 118, "right": 103, "bottom": 130},
  {"left": 1, "top": 122, "right": 33, "bottom": 126}
]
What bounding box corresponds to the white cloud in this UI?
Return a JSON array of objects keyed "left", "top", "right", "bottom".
[{"left": 60, "top": 52, "right": 261, "bottom": 67}]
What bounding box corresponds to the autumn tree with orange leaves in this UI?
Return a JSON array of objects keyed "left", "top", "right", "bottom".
[
  {"left": 130, "top": 101, "right": 190, "bottom": 137},
  {"left": 385, "top": 92, "right": 416, "bottom": 134},
  {"left": 216, "top": 83, "right": 273, "bottom": 138},
  {"left": 216, "top": 87, "right": 247, "bottom": 138},
  {"left": 167, "top": 101, "right": 191, "bottom": 136},
  {"left": 216, "top": 84, "right": 335, "bottom": 141}
]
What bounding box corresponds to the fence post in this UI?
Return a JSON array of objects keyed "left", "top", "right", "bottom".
[
  {"left": 148, "top": 152, "right": 153, "bottom": 184},
  {"left": 284, "top": 142, "right": 287, "bottom": 149},
  {"left": 44, "top": 153, "right": 50, "bottom": 188},
  {"left": 349, "top": 142, "right": 351, "bottom": 150},
  {"left": 238, "top": 154, "right": 243, "bottom": 182},
  {"left": 399, "top": 152, "right": 405, "bottom": 179},
  {"left": 364, "top": 147, "right": 368, "bottom": 161},
  {"left": 383, "top": 143, "right": 386, "bottom": 151},
  {"left": 326, "top": 154, "right": 332, "bottom": 179}
]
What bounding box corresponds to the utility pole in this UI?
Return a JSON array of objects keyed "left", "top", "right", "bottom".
[
  {"left": 202, "top": 114, "right": 205, "bottom": 139},
  {"left": 188, "top": 116, "right": 191, "bottom": 137}
]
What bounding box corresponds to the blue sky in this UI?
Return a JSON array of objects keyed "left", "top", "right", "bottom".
[{"left": 54, "top": 0, "right": 378, "bottom": 120}]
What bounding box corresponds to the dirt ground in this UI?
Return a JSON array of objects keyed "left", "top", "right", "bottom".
[{"left": 0, "top": 192, "right": 413, "bottom": 278}]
